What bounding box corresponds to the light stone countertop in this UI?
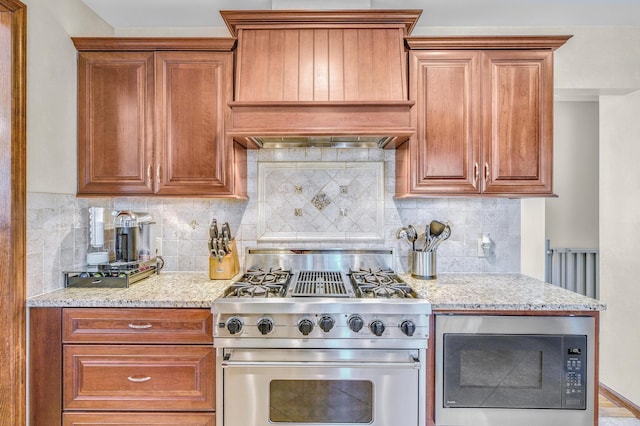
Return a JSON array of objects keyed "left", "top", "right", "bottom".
[
  {"left": 26, "top": 272, "right": 606, "bottom": 311},
  {"left": 401, "top": 274, "right": 606, "bottom": 311}
]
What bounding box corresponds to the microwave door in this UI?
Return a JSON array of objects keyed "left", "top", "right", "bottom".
[{"left": 443, "top": 334, "right": 565, "bottom": 409}]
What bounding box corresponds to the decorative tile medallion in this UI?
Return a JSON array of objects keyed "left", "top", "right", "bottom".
[
  {"left": 311, "top": 191, "right": 332, "bottom": 211},
  {"left": 257, "top": 162, "right": 384, "bottom": 242}
]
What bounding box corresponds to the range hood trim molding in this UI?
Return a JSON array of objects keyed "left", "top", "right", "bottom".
[
  {"left": 228, "top": 101, "right": 415, "bottom": 149},
  {"left": 220, "top": 9, "right": 423, "bottom": 37}
]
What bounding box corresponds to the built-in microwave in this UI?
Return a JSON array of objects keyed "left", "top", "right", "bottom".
[{"left": 435, "top": 315, "right": 595, "bottom": 426}]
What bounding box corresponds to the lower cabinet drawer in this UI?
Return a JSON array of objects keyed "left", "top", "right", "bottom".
[
  {"left": 63, "top": 345, "right": 215, "bottom": 411},
  {"left": 63, "top": 412, "right": 215, "bottom": 425}
]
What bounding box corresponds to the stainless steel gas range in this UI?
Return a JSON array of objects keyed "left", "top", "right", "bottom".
[{"left": 212, "top": 248, "right": 431, "bottom": 426}]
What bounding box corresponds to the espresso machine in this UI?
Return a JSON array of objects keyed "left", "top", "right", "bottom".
[{"left": 114, "top": 211, "right": 154, "bottom": 263}]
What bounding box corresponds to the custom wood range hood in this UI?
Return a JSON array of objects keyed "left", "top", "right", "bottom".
[{"left": 221, "top": 10, "right": 422, "bottom": 148}]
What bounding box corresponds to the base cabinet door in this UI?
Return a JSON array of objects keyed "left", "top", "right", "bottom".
[{"left": 63, "top": 412, "right": 215, "bottom": 426}]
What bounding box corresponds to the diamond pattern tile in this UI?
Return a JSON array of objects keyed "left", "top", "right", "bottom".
[{"left": 258, "top": 162, "right": 384, "bottom": 241}]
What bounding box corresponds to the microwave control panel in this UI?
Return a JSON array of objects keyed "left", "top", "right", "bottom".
[{"left": 563, "top": 335, "right": 587, "bottom": 409}]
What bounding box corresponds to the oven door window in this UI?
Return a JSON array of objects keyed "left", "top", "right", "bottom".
[
  {"left": 269, "top": 379, "right": 373, "bottom": 423},
  {"left": 443, "top": 334, "right": 565, "bottom": 409}
]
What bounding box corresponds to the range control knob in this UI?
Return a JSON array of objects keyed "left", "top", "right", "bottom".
[
  {"left": 298, "top": 318, "right": 314, "bottom": 336},
  {"left": 369, "top": 320, "right": 386, "bottom": 337},
  {"left": 226, "top": 317, "right": 243, "bottom": 335},
  {"left": 318, "top": 315, "right": 335, "bottom": 332},
  {"left": 257, "top": 318, "right": 274, "bottom": 335},
  {"left": 348, "top": 315, "right": 364, "bottom": 332},
  {"left": 400, "top": 320, "right": 416, "bottom": 336}
]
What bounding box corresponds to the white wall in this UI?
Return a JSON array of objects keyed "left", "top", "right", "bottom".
[
  {"left": 520, "top": 198, "right": 546, "bottom": 280},
  {"left": 413, "top": 26, "right": 640, "bottom": 92},
  {"left": 23, "top": 0, "right": 112, "bottom": 194},
  {"left": 599, "top": 90, "right": 640, "bottom": 405},
  {"left": 546, "top": 102, "right": 599, "bottom": 249}
]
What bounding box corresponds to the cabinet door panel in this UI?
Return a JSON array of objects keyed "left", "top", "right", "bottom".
[
  {"left": 155, "top": 52, "right": 233, "bottom": 195},
  {"left": 236, "top": 28, "right": 407, "bottom": 102},
  {"left": 78, "top": 52, "right": 154, "bottom": 195},
  {"left": 482, "top": 50, "right": 553, "bottom": 194},
  {"left": 408, "top": 51, "right": 480, "bottom": 194},
  {"left": 63, "top": 412, "right": 215, "bottom": 426},
  {"left": 63, "top": 345, "right": 215, "bottom": 411}
]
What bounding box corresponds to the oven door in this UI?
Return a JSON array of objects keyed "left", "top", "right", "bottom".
[{"left": 220, "top": 348, "right": 424, "bottom": 426}]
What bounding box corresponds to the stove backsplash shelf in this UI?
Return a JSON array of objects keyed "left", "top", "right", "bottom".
[{"left": 243, "top": 248, "right": 396, "bottom": 273}]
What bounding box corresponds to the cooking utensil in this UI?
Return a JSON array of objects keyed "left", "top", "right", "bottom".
[
  {"left": 423, "top": 220, "right": 446, "bottom": 251},
  {"left": 429, "top": 220, "right": 446, "bottom": 238},
  {"left": 424, "top": 224, "right": 431, "bottom": 251},
  {"left": 406, "top": 225, "right": 418, "bottom": 251},
  {"left": 427, "top": 224, "right": 451, "bottom": 252}
]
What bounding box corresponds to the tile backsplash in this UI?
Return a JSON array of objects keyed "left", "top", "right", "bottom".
[
  {"left": 26, "top": 148, "right": 520, "bottom": 297},
  {"left": 257, "top": 161, "right": 385, "bottom": 241}
]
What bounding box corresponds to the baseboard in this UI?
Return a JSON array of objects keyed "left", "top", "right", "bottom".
[{"left": 600, "top": 382, "right": 640, "bottom": 419}]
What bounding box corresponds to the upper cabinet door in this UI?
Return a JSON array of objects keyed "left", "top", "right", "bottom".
[
  {"left": 154, "top": 52, "right": 234, "bottom": 196},
  {"left": 481, "top": 50, "right": 554, "bottom": 195},
  {"left": 407, "top": 50, "right": 481, "bottom": 195},
  {"left": 77, "top": 52, "right": 154, "bottom": 195}
]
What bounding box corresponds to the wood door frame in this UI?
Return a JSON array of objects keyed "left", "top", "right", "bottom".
[{"left": 0, "top": 0, "right": 26, "bottom": 424}]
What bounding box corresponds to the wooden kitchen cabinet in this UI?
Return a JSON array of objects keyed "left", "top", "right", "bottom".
[
  {"left": 397, "top": 36, "right": 571, "bottom": 197},
  {"left": 63, "top": 344, "right": 215, "bottom": 411},
  {"left": 30, "top": 307, "right": 215, "bottom": 426},
  {"left": 63, "top": 412, "right": 215, "bottom": 426},
  {"left": 75, "top": 38, "right": 246, "bottom": 198}
]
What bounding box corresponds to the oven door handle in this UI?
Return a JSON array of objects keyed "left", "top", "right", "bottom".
[{"left": 221, "top": 359, "right": 422, "bottom": 369}]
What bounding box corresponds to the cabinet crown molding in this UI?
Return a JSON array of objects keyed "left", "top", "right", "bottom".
[
  {"left": 405, "top": 35, "right": 572, "bottom": 50},
  {"left": 220, "top": 9, "right": 422, "bottom": 37},
  {"left": 72, "top": 37, "right": 236, "bottom": 51}
]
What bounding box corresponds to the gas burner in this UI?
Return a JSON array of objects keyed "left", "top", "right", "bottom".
[
  {"left": 349, "top": 268, "right": 415, "bottom": 299},
  {"left": 244, "top": 268, "right": 291, "bottom": 285},
  {"left": 224, "top": 268, "right": 292, "bottom": 298}
]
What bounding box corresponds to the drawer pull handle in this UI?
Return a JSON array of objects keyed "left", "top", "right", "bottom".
[
  {"left": 128, "top": 323, "right": 153, "bottom": 329},
  {"left": 127, "top": 375, "right": 151, "bottom": 383}
]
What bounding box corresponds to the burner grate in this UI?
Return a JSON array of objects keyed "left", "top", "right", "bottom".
[
  {"left": 290, "top": 271, "right": 349, "bottom": 297},
  {"left": 225, "top": 268, "right": 291, "bottom": 298},
  {"left": 349, "top": 268, "right": 415, "bottom": 299}
]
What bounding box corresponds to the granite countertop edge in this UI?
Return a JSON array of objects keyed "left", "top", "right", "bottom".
[{"left": 26, "top": 272, "right": 606, "bottom": 311}]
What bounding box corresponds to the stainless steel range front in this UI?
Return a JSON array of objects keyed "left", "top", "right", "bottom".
[{"left": 212, "top": 248, "right": 431, "bottom": 426}]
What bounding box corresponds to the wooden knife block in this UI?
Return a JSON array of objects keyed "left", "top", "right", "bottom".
[{"left": 209, "top": 238, "right": 240, "bottom": 280}]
